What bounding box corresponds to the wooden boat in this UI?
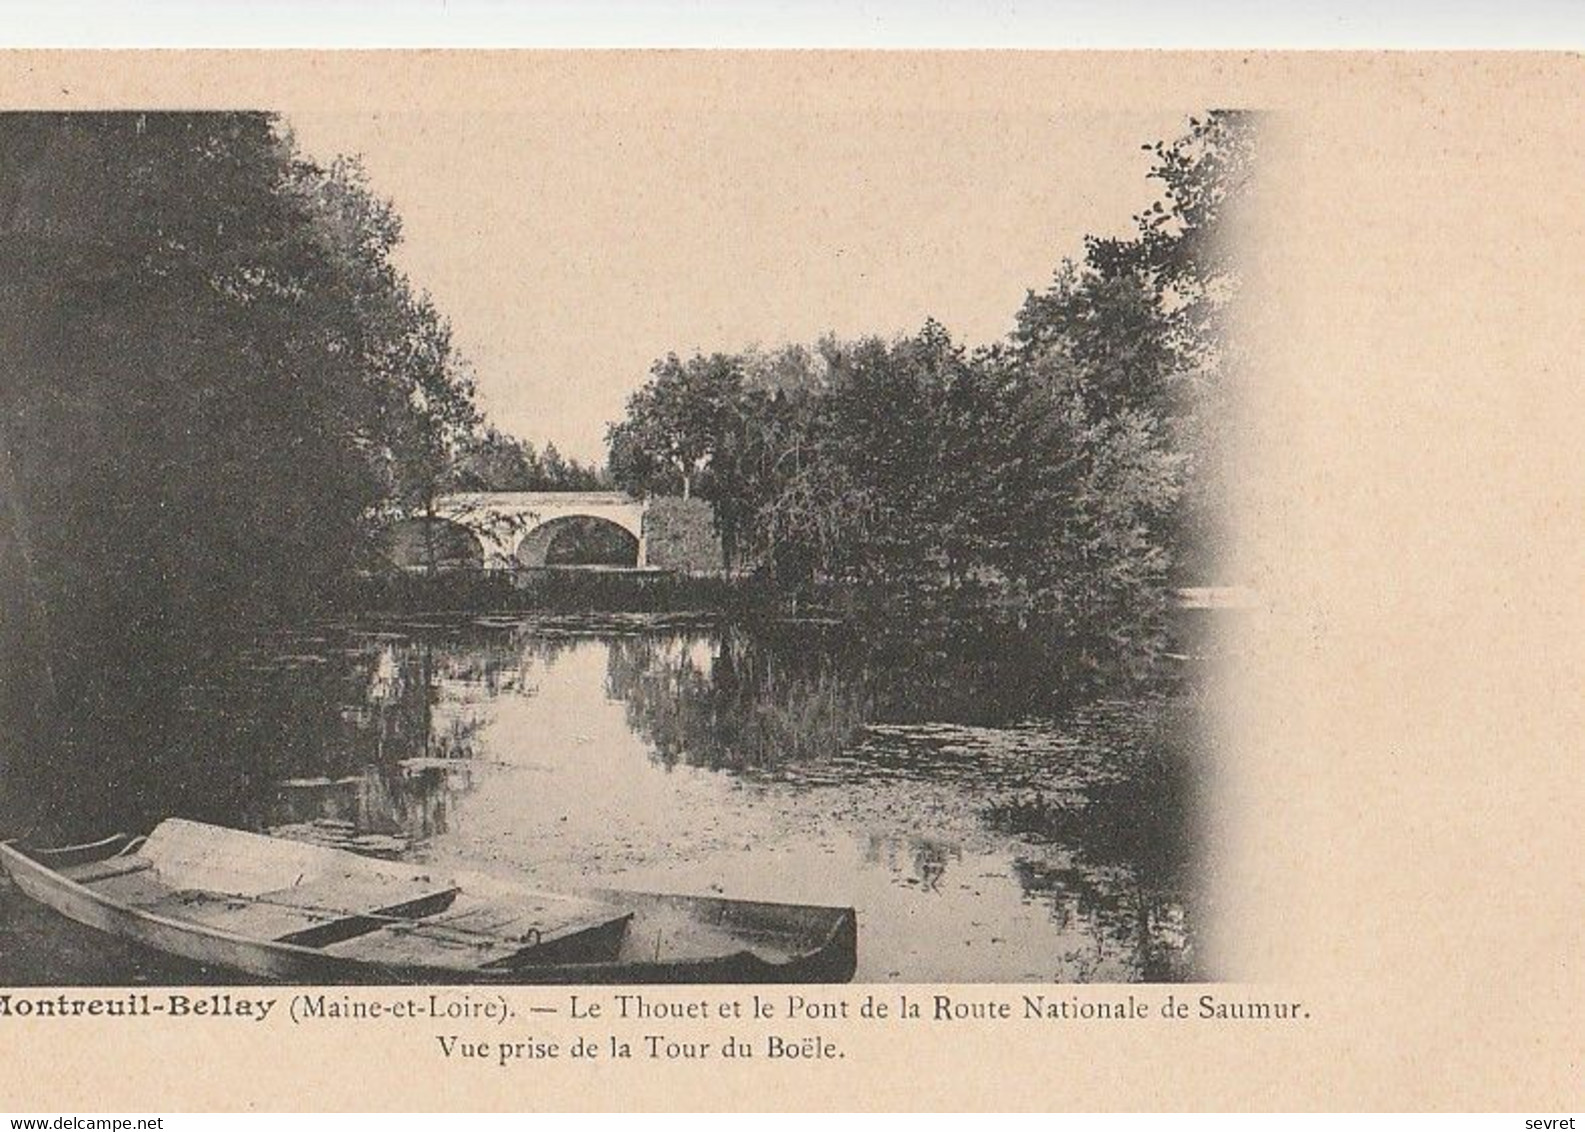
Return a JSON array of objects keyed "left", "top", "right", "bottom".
[{"left": 0, "top": 818, "right": 857, "bottom": 984}]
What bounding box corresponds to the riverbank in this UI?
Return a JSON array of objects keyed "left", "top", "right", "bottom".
[{"left": 347, "top": 568, "right": 761, "bottom": 615}]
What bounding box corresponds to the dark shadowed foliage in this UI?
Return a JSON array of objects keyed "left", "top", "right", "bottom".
[
  {"left": 381, "top": 517, "right": 487, "bottom": 572},
  {"left": 0, "top": 113, "right": 478, "bottom": 832}
]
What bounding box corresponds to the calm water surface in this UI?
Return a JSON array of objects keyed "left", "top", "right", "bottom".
[{"left": 0, "top": 615, "right": 1205, "bottom": 983}]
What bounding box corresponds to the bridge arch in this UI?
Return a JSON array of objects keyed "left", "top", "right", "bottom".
[{"left": 515, "top": 514, "right": 641, "bottom": 568}]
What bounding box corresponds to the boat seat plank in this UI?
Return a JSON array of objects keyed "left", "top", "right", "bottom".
[
  {"left": 254, "top": 875, "right": 460, "bottom": 922},
  {"left": 259, "top": 878, "right": 460, "bottom": 948},
  {"left": 140, "top": 890, "right": 343, "bottom": 941},
  {"left": 322, "top": 909, "right": 633, "bottom": 970},
  {"left": 90, "top": 869, "right": 178, "bottom": 908},
  {"left": 426, "top": 892, "right": 622, "bottom": 937},
  {"left": 319, "top": 923, "right": 534, "bottom": 970},
  {"left": 136, "top": 877, "right": 459, "bottom": 947},
  {"left": 60, "top": 855, "right": 155, "bottom": 886},
  {"left": 422, "top": 904, "right": 535, "bottom": 935}
]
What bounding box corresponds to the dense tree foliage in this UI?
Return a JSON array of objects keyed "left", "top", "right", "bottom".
[
  {"left": 606, "top": 352, "right": 743, "bottom": 502},
  {"left": 0, "top": 113, "right": 482, "bottom": 811},
  {"left": 609, "top": 111, "right": 1255, "bottom": 691},
  {"left": 449, "top": 427, "right": 611, "bottom": 492}
]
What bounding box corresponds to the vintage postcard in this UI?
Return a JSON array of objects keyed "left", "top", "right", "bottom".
[{"left": 0, "top": 50, "right": 1580, "bottom": 1112}]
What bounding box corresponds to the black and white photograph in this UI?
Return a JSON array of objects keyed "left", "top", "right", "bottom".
[{"left": 0, "top": 87, "right": 1257, "bottom": 987}]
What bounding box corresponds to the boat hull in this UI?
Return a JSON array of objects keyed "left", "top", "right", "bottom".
[{"left": 0, "top": 831, "right": 857, "bottom": 985}]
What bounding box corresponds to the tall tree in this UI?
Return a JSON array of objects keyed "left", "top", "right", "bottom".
[
  {"left": 451, "top": 427, "right": 541, "bottom": 492},
  {"left": 607, "top": 352, "right": 744, "bottom": 501},
  {"left": 0, "top": 113, "right": 480, "bottom": 827},
  {"left": 1084, "top": 109, "right": 1258, "bottom": 574}
]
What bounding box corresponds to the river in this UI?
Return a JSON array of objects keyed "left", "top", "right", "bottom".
[{"left": 0, "top": 613, "right": 1207, "bottom": 983}]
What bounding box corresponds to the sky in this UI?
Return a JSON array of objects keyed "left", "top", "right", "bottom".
[{"left": 285, "top": 69, "right": 1188, "bottom": 463}]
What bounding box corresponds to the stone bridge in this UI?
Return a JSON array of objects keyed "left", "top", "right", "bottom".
[{"left": 404, "top": 491, "right": 649, "bottom": 570}]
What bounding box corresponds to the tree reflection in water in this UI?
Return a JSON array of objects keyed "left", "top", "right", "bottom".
[
  {"left": 602, "top": 623, "right": 1204, "bottom": 978},
  {"left": 603, "top": 626, "right": 874, "bottom": 771},
  {"left": 861, "top": 833, "right": 959, "bottom": 895},
  {"left": 13, "top": 617, "right": 1206, "bottom": 981},
  {"left": 980, "top": 696, "right": 1205, "bottom": 980}
]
